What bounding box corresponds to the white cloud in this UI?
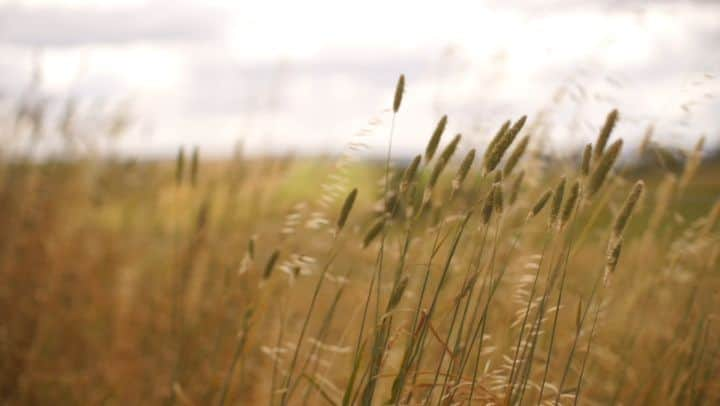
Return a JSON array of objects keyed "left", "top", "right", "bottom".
[
  {"left": 0, "top": 1, "right": 225, "bottom": 46},
  {"left": 0, "top": 0, "right": 718, "bottom": 156}
]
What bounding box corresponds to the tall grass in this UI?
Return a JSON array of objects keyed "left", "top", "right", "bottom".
[{"left": 0, "top": 75, "right": 718, "bottom": 405}]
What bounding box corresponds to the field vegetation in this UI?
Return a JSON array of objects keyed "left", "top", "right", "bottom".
[{"left": 1, "top": 75, "right": 719, "bottom": 405}]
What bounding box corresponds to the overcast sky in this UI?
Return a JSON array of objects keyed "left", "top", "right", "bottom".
[{"left": 0, "top": 0, "right": 718, "bottom": 157}]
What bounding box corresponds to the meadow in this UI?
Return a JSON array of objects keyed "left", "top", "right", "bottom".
[{"left": 1, "top": 76, "right": 719, "bottom": 405}]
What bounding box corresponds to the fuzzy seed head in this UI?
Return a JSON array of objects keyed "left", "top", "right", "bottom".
[
  {"left": 560, "top": 180, "right": 581, "bottom": 227},
  {"left": 393, "top": 74, "right": 405, "bottom": 113},
  {"left": 493, "top": 183, "right": 504, "bottom": 214},
  {"left": 481, "top": 186, "right": 496, "bottom": 225},
  {"left": 503, "top": 135, "right": 530, "bottom": 176},
  {"left": 428, "top": 135, "right": 461, "bottom": 189},
  {"left": 604, "top": 238, "right": 623, "bottom": 284},
  {"left": 484, "top": 120, "right": 510, "bottom": 164},
  {"left": 587, "top": 139, "right": 623, "bottom": 199},
  {"left": 594, "top": 109, "right": 619, "bottom": 161},
  {"left": 337, "top": 188, "right": 358, "bottom": 231},
  {"left": 425, "top": 115, "right": 447, "bottom": 162},
  {"left": 363, "top": 217, "right": 386, "bottom": 248},
  {"left": 484, "top": 117, "right": 524, "bottom": 174},
  {"left": 175, "top": 146, "right": 185, "bottom": 186},
  {"left": 505, "top": 115, "right": 527, "bottom": 142},
  {"left": 439, "top": 134, "right": 462, "bottom": 163},
  {"left": 581, "top": 143, "right": 592, "bottom": 176},
  {"left": 453, "top": 149, "right": 476, "bottom": 190},
  {"left": 550, "top": 176, "right": 567, "bottom": 225},
  {"left": 484, "top": 141, "right": 504, "bottom": 174},
  {"left": 612, "top": 181, "right": 644, "bottom": 238},
  {"left": 528, "top": 189, "right": 553, "bottom": 220},
  {"left": 263, "top": 250, "right": 280, "bottom": 279},
  {"left": 401, "top": 155, "right": 422, "bottom": 193}
]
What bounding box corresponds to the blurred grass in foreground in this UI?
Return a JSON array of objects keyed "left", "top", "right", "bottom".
[{"left": 1, "top": 77, "right": 719, "bottom": 405}]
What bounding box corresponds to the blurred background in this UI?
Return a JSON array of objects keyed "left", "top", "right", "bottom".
[{"left": 0, "top": 0, "right": 718, "bottom": 158}]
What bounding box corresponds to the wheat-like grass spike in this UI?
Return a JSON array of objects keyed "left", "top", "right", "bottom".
[
  {"left": 337, "top": 188, "right": 358, "bottom": 231},
  {"left": 393, "top": 74, "right": 405, "bottom": 113}
]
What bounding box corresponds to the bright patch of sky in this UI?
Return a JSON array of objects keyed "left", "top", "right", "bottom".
[{"left": 0, "top": 0, "right": 718, "bottom": 157}]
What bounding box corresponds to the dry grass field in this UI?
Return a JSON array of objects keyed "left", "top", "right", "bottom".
[{"left": 1, "top": 76, "right": 719, "bottom": 405}]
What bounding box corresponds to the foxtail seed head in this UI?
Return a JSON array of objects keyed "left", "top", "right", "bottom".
[
  {"left": 175, "top": 146, "right": 185, "bottom": 186},
  {"left": 439, "top": 134, "right": 462, "bottom": 163},
  {"left": 363, "top": 217, "right": 386, "bottom": 248},
  {"left": 481, "top": 186, "right": 496, "bottom": 225},
  {"left": 503, "top": 135, "right": 530, "bottom": 176},
  {"left": 560, "top": 180, "right": 581, "bottom": 228},
  {"left": 337, "top": 188, "right": 358, "bottom": 231},
  {"left": 528, "top": 189, "right": 553, "bottom": 220},
  {"left": 550, "top": 176, "right": 567, "bottom": 226},
  {"left": 484, "top": 120, "right": 510, "bottom": 169},
  {"left": 505, "top": 115, "right": 527, "bottom": 142},
  {"left": 604, "top": 238, "right": 623, "bottom": 285},
  {"left": 594, "top": 109, "right": 619, "bottom": 161},
  {"left": 484, "top": 118, "right": 523, "bottom": 174},
  {"left": 587, "top": 139, "right": 623, "bottom": 199},
  {"left": 453, "top": 149, "right": 476, "bottom": 190},
  {"left": 393, "top": 74, "right": 405, "bottom": 113},
  {"left": 581, "top": 143, "right": 592, "bottom": 176},
  {"left": 263, "top": 250, "right": 280, "bottom": 279},
  {"left": 612, "top": 181, "right": 644, "bottom": 239},
  {"left": 428, "top": 135, "right": 461, "bottom": 189},
  {"left": 400, "top": 155, "right": 422, "bottom": 193},
  {"left": 486, "top": 121, "right": 510, "bottom": 157},
  {"left": 493, "top": 183, "right": 504, "bottom": 214},
  {"left": 425, "top": 115, "right": 447, "bottom": 162}
]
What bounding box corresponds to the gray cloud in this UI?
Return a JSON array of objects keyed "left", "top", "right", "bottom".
[
  {"left": 0, "top": 0, "right": 717, "bottom": 156},
  {"left": 0, "top": 1, "right": 225, "bottom": 47},
  {"left": 182, "top": 50, "right": 442, "bottom": 115},
  {"left": 496, "top": 0, "right": 720, "bottom": 14}
]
